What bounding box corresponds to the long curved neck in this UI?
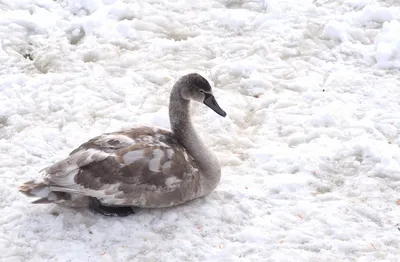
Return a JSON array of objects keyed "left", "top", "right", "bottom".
[{"left": 169, "top": 83, "right": 221, "bottom": 191}]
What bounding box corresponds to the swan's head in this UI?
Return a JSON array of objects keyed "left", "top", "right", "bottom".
[{"left": 180, "top": 73, "right": 227, "bottom": 117}]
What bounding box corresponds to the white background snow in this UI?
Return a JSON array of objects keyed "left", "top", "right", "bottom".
[{"left": 1, "top": 0, "right": 400, "bottom": 261}]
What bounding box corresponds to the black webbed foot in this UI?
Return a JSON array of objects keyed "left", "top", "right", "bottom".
[{"left": 89, "top": 198, "right": 135, "bottom": 217}]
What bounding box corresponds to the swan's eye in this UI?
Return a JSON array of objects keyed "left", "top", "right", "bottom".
[{"left": 199, "top": 90, "right": 205, "bottom": 94}]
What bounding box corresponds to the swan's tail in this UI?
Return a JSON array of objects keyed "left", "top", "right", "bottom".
[{"left": 19, "top": 180, "right": 70, "bottom": 204}]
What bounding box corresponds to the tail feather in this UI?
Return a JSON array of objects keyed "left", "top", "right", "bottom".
[
  {"left": 19, "top": 180, "right": 49, "bottom": 197},
  {"left": 19, "top": 180, "right": 71, "bottom": 204},
  {"left": 19, "top": 148, "right": 109, "bottom": 206}
]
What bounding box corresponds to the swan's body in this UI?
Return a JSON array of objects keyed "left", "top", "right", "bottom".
[{"left": 19, "top": 73, "right": 226, "bottom": 216}]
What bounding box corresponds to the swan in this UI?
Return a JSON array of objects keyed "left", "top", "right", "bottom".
[{"left": 19, "top": 73, "right": 227, "bottom": 216}]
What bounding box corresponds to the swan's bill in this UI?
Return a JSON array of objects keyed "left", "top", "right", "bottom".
[{"left": 203, "top": 94, "right": 227, "bottom": 117}]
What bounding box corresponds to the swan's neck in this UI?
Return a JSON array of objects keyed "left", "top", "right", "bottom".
[{"left": 169, "top": 87, "right": 221, "bottom": 193}]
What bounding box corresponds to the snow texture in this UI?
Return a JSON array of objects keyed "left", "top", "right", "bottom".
[{"left": 1, "top": 0, "right": 400, "bottom": 261}]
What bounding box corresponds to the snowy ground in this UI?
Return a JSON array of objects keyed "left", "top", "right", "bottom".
[{"left": 1, "top": 0, "right": 400, "bottom": 261}]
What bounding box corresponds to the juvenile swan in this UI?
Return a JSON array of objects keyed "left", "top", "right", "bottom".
[{"left": 19, "top": 73, "right": 226, "bottom": 216}]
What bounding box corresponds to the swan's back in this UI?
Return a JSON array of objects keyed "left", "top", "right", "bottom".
[{"left": 37, "top": 127, "right": 202, "bottom": 208}]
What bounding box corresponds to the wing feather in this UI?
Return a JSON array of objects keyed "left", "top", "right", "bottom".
[{"left": 40, "top": 128, "right": 201, "bottom": 207}]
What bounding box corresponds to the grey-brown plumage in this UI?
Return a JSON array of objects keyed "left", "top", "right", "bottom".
[{"left": 19, "top": 73, "right": 227, "bottom": 216}]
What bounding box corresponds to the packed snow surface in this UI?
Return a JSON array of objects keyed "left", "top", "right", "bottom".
[{"left": 1, "top": 0, "right": 400, "bottom": 261}]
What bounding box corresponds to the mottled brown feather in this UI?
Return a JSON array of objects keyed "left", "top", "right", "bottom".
[{"left": 69, "top": 127, "right": 201, "bottom": 207}]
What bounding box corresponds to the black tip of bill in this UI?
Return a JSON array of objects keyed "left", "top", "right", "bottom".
[{"left": 203, "top": 94, "right": 227, "bottom": 117}]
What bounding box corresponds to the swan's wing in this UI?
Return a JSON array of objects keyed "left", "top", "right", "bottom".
[
  {"left": 42, "top": 127, "right": 201, "bottom": 207},
  {"left": 41, "top": 130, "right": 140, "bottom": 183}
]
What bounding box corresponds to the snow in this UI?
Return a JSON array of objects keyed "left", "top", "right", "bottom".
[
  {"left": 1, "top": 0, "right": 400, "bottom": 261},
  {"left": 375, "top": 20, "right": 400, "bottom": 68}
]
